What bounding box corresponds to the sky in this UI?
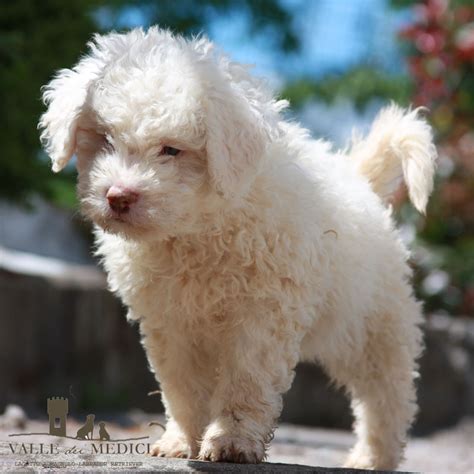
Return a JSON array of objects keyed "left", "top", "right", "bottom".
[{"left": 208, "top": 0, "right": 411, "bottom": 81}]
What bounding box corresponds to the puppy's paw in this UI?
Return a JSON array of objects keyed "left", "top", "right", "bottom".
[
  {"left": 198, "top": 435, "right": 265, "bottom": 464},
  {"left": 150, "top": 436, "right": 192, "bottom": 459},
  {"left": 343, "top": 452, "right": 374, "bottom": 470},
  {"left": 344, "top": 447, "right": 398, "bottom": 471}
]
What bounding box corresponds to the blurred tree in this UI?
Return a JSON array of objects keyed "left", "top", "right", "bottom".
[
  {"left": 0, "top": 0, "right": 298, "bottom": 206},
  {"left": 0, "top": 0, "right": 103, "bottom": 205},
  {"left": 396, "top": 0, "right": 474, "bottom": 316},
  {"left": 283, "top": 67, "right": 412, "bottom": 111}
]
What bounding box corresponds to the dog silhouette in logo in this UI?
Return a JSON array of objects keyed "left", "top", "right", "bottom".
[
  {"left": 76, "top": 414, "right": 95, "bottom": 440},
  {"left": 98, "top": 422, "right": 110, "bottom": 441}
]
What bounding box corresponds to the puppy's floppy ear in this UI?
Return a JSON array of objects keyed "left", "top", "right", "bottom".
[
  {"left": 39, "top": 39, "right": 107, "bottom": 172},
  {"left": 205, "top": 69, "right": 283, "bottom": 199}
]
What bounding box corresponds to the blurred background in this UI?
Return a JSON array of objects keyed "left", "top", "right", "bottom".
[{"left": 0, "top": 0, "right": 473, "bottom": 451}]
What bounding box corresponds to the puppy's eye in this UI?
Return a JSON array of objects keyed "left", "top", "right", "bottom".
[
  {"left": 161, "top": 146, "right": 181, "bottom": 157},
  {"left": 103, "top": 135, "right": 114, "bottom": 152}
]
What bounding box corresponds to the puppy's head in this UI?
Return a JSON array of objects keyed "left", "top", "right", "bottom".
[{"left": 39, "top": 27, "right": 284, "bottom": 240}]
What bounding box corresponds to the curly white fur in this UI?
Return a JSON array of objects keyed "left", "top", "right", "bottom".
[
  {"left": 39, "top": 27, "right": 437, "bottom": 470},
  {"left": 351, "top": 104, "right": 437, "bottom": 213}
]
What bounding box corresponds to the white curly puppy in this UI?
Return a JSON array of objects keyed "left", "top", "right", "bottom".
[{"left": 39, "top": 27, "right": 437, "bottom": 470}]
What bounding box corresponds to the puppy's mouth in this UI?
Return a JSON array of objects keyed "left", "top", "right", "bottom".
[
  {"left": 110, "top": 213, "right": 128, "bottom": 223},
  {"left": 82, "top": 202, "right": 144, "bottom": 235},
  {"left": 96, "top": 216, "right": 152, "bottom": 240},
  {"left": 98, "top": 204, "right": 165, "bottom": 240},
  {"left": 102, "top": 210, "right": 140, "bottom": 229}
]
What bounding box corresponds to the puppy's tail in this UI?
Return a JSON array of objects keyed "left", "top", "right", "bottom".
[{"left": 350, "top": 104, "right": 437, "bottom": 213}]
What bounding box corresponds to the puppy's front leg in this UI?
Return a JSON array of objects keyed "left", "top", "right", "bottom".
[
  {"left": 199, "top": 311, "right": 300, "bottom": 463},
  {"left": 141, "top": 324, "right": 211, "bottom": 458}
]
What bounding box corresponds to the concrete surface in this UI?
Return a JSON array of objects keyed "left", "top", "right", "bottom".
[{"left": 0, "top": 414, "right": 473, "bottom": 473}]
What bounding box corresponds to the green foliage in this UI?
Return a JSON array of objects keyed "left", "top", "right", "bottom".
[
  {"left": 0, "top": 0, "right": 102, "bottom": 206},
  {"left": 390, "top": 0, "right": 419, "bottom": 8},
  {"left": 282, "top": 68, "right": 413, "bottom": 111}
]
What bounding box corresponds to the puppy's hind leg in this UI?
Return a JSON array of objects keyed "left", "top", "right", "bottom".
[{"left": 323, "top": 298, "right": 423, "bottom": 470}]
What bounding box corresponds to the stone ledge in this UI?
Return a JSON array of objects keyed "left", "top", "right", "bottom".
[
  {"left": 2, "top": 413, "right": 472, "bottom": 472},
  {"left": 0, "top": 454, "right": 403, "bottom": 473}
]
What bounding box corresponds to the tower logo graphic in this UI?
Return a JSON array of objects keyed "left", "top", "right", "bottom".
[
  {"left": 8, "top": 395, "right": 153, "bottom": 445},
  {"left": 47, "top": 397, "right": 68, "bottom": 437}
]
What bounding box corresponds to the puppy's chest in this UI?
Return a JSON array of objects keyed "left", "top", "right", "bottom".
[{"left": 104, "top": 233, "right": 309, "bottom": 325}]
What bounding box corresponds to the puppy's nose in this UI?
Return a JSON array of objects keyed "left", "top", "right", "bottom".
[{"left": 106, "top": 185, "right": 139, "bottom": 213}]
